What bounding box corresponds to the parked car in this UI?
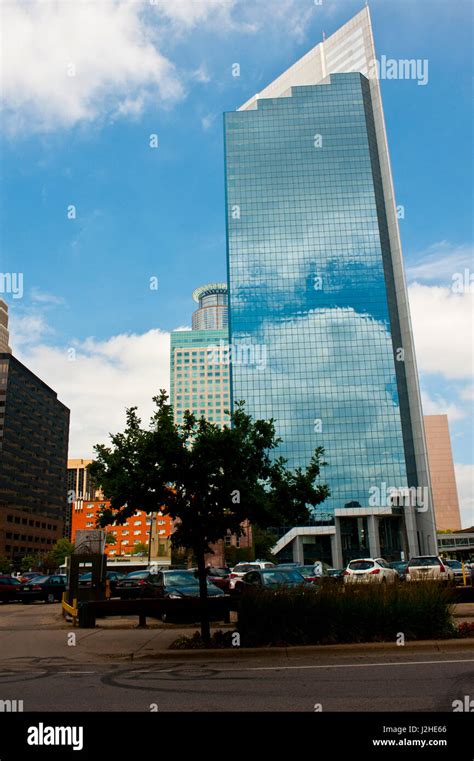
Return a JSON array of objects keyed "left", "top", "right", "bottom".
[
  {"left": 405, "top": 556, "right": 454, "bottom": 583},
  {"left": 443, "top": 559, "right": 466, "bottom": 583},
  {"left": 116, "top": 569, "right": 225, "bottom": 600},
  {"left": 79, "top": 570, "right": 126, "bottom": 593},
  {"left": 18, "top": 572, "right": 42, "bottom": 584},
  {"left": 283, "top": 565, "right": 327, "bottom": 583},
  {"left": 343, "top": 558, "right": 398, "bottom": 584},
  {"left": 205, "top": 567, "right": 231, "bottom": 592},
  {"left": 389, "top": 560, "right": 409, "bottom": 581},
  {"left": 275, "top": 562, "right": 303, "bottom": 569},
  {"left": 115, "top": 571, "right": 164, "bottom": 599},
  {"left": 0, "top": 575, "right": 23, "bottom": 603},
  {"left": 153, "top": 570, "right": 225, "bottom": 598},
  {"left": 228, "top": 563, "right": 268, "bottom": 590},
  {"left": 19, "top": 574, "right": 67, "bottom": 603},
  {"left": 327, "top": 568, "right": 345, "bottom": 583},
  {"left": 233, "top": 568, "right": 308, "bottom": 592}
]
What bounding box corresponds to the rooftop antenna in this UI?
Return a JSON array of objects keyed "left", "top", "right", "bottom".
[{"left": 322, "top": 31, "right": 326, "bottom": 41}]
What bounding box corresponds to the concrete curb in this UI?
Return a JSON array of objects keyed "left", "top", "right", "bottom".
[{"left": 103, "top": 636, "right": 474, "bottom": 661}]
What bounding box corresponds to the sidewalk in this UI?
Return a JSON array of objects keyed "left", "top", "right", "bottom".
[{"left": 0, "top": 602, "right": 473, "bottom": 664}]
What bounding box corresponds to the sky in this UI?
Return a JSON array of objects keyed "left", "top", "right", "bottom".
[{"left": 0, "top": 0, "right": 473, "bottom": 526}]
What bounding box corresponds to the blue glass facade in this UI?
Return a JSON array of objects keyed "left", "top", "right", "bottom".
[{"left": 225, "top": 72, "right": 417, "bottom": 515}]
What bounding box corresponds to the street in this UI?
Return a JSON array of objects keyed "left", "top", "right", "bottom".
[{"left": 1, "top": 603, "right": 473, "bottom": 712}]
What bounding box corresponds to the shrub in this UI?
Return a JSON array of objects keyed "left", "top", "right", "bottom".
[
  {"left": 456, "top": 622, "right": 474, "bottom": 638},
  {"left": 170, "top": 629, "right": 235, "bottom": 649},
  {"left": 237, "top": 582, "right": 456, "bottom": 647}
]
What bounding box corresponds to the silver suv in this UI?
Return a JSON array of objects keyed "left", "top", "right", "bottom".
[{"left": 406, "top": 556, "right": 454, "bottom": 583}]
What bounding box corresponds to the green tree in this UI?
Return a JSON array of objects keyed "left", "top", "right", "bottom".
[
  {"left": 0, "top": 556, "right": 11, "bottom": 573},
  {"left": 131, "top": 542, "right": 148, "bottom": 556},
  {"left": 50, "top": 539, "right": 74, "bottom": 568},
  {"left": 90, "top": 392, "right": 329, "bottom": 644},
  {"left": 105, "top": 533, "right": 116, "bottom": 545},
  {"left": 20, "top": 555, "right": 38, "bottom": 573},
  {"left": 252, "top": 526, "right": 278, "bottom": 562}
]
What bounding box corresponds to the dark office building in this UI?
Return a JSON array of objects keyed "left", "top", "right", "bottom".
[{"left": 0, "top": 353, "right": 70, "bottom": 562}]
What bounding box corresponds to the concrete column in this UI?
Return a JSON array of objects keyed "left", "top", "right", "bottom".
[
  {"left": 330, "top": 524, "right": 343, "bottom": 568},
  {"left": 367, "top": 515, "right": 381, "bottom": 558},
  {"left": 404, "top": 506, "right": 419, "bottom": 558},
  {"left": 292, "top": 535, "right": 304, "bottom": 564}
]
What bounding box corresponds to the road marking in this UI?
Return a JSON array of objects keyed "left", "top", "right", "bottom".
[{"left": 232, "top": 658, "right": 474, "bottom": 673}]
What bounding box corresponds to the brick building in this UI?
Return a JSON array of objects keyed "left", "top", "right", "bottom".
[{"left": 70, "top": 500, "right": 173, "bottom": 558}]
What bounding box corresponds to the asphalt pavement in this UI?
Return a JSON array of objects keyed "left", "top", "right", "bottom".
[{"left": 1, "top": 602, "right": 473, "bottom": 712}]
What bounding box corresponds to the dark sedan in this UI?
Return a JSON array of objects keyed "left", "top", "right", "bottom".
[
  {"left": 234, "top": 568, "right": 308, "bottom": 592},
  {"left": 0, "top": 575, "right": 23, "bottom": 603},
  {"left": 389, "top": 561, "right": 409, "bottom": 581},
  {"left": 79, "top": 570, "right": 125, "bottom": 593},
  {"left": 444, "top": 559, "right": 467, "bottom": 583},
  {"left": 189, "top": 567, "right": 231, "bottom": 592},
  {"left": 19, "top": 572, "right": 42, "bottom": 584},
  {"left": 116, "top": 570, "right": 225, "bottom": 600},
  {"left": 326, "top": 568, "right": 345, "bottom": 583},
  {"left": 19, "top": 575, "right": 67, "bottom": 603}
]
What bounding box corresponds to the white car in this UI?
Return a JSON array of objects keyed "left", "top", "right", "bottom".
[
  {"left": 343, "top": 558, "right": 398, "bottom": 584},
  {"left": 405, "top": 556, "right": 455, "bottom": 583},
  {"left": 228, "top": 562, "right": 274, "bottom": 590}
]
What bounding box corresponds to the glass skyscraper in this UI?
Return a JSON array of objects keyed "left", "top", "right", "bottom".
[
  {"left": 224, "top": 8, "right": 437, "bottom": 552},
  {"left": 170, "top": 284, "right": 230, "bottom": 428}
]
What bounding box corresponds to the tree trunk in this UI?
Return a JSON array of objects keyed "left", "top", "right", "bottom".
[{"left": 196, "top": 549, "right": 210, "bottom": 646}]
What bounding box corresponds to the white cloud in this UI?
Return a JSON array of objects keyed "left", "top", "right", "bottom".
[
  {"left": 460, "top": 385, "right": 474, "bottom": 401},
  {"left": 9, "top": 311, "right": 54, "bottom": 346},
  {"left": 406, "top": 241, "right": 473, "bottom": 284},
  {"left": 408, "top": 283, "right": 474, "bottom": 380},
  {"left": 191, "top": 64, "right": 211, "bottom": 84},
  {"left": 0, "top": 0, "right": 323, "bottom": 135},
  {"left": 421, "top": 390, "right": 465, "bottom": 422},
  {"left": 1, "top": 0, "right": 184, "bottom": 134},
  {"left": 30, "top": 287, "right": 66, "bottom": 306},
  {"left": 14, "top": 329, "right": 170, "bottom": 459},
  {"left": 455, "top": 464, "right": 474, "bottom": 529},
  {"left": 201, "top": 113, "right": 215, "bottom": 131},
  {"left": 149, "top": 0, "right": 238, "bottom": 29}
]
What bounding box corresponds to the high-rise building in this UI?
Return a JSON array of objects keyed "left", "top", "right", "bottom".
[
  {"left": 424, "top": 415, "right": 462, "bottom": 531},
  {"left": 65, "top": 458, "right": 102, "bottom": 539},
  {"left": 170, "top": 284, "right": 252, "bottom": 564},
  {"left": 170, "top": 283, "right": 231, "bottom": 428},
  {"left": 0, "top": 300, "right": 11, "bottom": 353},
  {"left": 224, "top": 7, "right": 437, "bottom": 562},
  {"left": 0, "top": 353, "right": 69, "bottom": 561}
]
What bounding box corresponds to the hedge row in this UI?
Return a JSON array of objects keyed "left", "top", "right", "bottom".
[{"left": 237, "top": 582, "right": 455, "bottom": 646}]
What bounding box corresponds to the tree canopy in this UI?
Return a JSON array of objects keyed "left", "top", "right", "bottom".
[{"left": 89, "top": 391, "right": 329, "bottom": 641}]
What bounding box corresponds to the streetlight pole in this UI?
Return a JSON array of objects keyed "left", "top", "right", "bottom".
[{"left": 147, "top": 514, "right": 154, "bottom": 565}]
